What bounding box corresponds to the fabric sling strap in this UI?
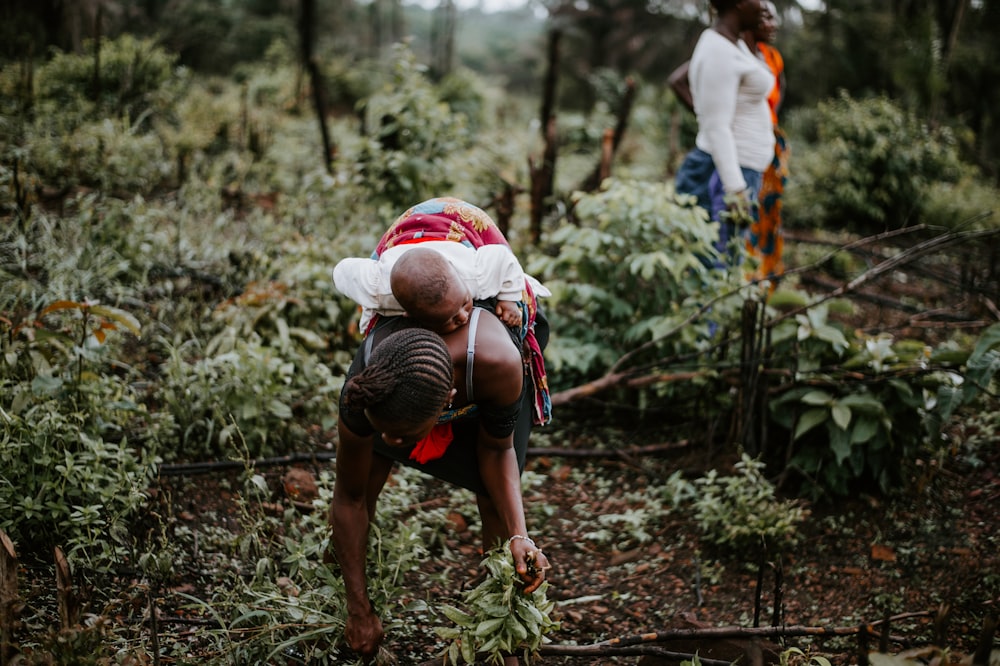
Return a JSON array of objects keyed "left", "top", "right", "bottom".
[{"left": 465, "top": 307, "right": 481, "bottom": 402}]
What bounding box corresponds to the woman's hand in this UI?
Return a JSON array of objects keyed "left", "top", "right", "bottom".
[
  {"left": 508, "top": 535, "right": 550, "bottom": 594},
  {"left": 345, "top": 608, "right": 384, "bottom": 662}
]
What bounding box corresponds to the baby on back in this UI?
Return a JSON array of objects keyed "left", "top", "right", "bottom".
[{"left": 333, "top": 241, "right": 548, "bottom": 336}]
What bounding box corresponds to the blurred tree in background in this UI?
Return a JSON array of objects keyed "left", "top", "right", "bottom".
[{"left": 1, "top": 0, "right": 999, "bottom": 179}]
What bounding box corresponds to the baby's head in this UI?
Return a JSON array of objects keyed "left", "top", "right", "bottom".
[{"left": 390, "top": 247, "right": 473, "bottom": 335}]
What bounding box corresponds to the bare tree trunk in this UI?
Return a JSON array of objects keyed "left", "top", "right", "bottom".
[
  {"left": 90, "top": 4, "right": 101, "bottom": 101},
  {"left": 390, "top": 0, "right": 405, "bottom": 47},
  {"left": 300, "top": 0, "right": 335, "bottom": 174},
  {"left": 578, "top": 76, "right": 636, "bottom": 192},
  {"left": 539, "top": 29, "right": 561, "bottom": 144},
  {"left": 529, "top": 29, "right": 561, "bottom": 244},
  {"left": 491, "top": 180, "right": 518, "bottom": 239},
  {"left": 0, "top": 530, "right": 18, "bottom": 665},
  {"left": 529, "top": 116, "right": 557, "bottom": 244},
  {"left": 431, "top": 0, "right": 456, "bottom": 80}
]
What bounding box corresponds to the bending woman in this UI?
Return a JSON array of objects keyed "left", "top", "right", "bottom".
[{"left": 329, "top": 313, "right": 548, "bottom": 662}]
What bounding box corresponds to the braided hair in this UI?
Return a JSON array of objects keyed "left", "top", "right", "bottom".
[{"left": 342, "top": 328, "right": 454, "bottom": 425}]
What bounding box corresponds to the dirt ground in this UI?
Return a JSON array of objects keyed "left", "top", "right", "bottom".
[
  {"left": 157, "top": 416, "right": 997, "bottom": 666},
  {"left": 153, "top": 230, "right": 1000, "bottom": 665}
]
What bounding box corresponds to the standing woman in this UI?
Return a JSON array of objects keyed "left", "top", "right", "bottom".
[
  {"left": 672, "top": 0, "right": 774, "bottom": 266},
  {"left": 744, "top": 1, "right": 788, "bottom": 285}
]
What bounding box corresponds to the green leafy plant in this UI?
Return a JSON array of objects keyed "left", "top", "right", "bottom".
[
  {"left": 354, "top": 42, "right": 471, "bottom": 210},
  {"left": 34, "top": 34, "right": 181, "bottom": 124},
  {"left": 692, "top": 455, "right": 808, "bottom": 554},
  {"left": 529, "top": 178, "right": 739, "bottom": 386},
  {"left": 786, "top": 91, "right": 966, "bottom": 232},
  {"left": 780, "top": 647, "right": 833, "bottom": 666},
  {"left": 767, "top": 314, "right": 1000, "bottom": 498},
  {"left": 155, "top": 334, "right": 337, "bottom": 460},
  {"left": 0, "top": 299, "right": 158, "bottom": 564},
  {"left": 436, "top": 545, "right": 559, "bottom": 665}
]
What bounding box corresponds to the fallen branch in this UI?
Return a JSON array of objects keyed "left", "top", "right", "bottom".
[
  {"left": 527, "top": 441, "right": 690, "bottom": 458},
  {"left": 771, "top": 227, "right": 1000, "bottom": 326},
  {"left": 551, "top": 612, "right": 933, "bottom": 647},
  {"left": 551, "top": 370, "right": 702, "bottom": 407},
  {"left": 415, "top": 612, "right": 938, "bottom": 665},
  {"left": 535, "top": 611, "right": 935, "bottom": 658},
  {"left": 548, "top": 225, "right": 1000, "bottom": 407},
  {"left": 158, "top": 451, "right": 335, "bottom": 476}
]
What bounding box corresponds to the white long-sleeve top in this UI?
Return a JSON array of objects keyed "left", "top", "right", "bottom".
[
  {"left": 333, "top": 241, "right": 546, "bottom": 331},
  {"left": 690, "top": 29, "right": 775, "bottom": 194}
]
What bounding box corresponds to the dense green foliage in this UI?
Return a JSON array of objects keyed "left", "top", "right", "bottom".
[
  {"left": 530, "top": 178, "right": 731, "bottom": 383},
  {"left": 1, "top": 19, "right": 1000, "bottom": 661},
  {"left": 786, "top": 93, "right": 969, "bottom": 233}
]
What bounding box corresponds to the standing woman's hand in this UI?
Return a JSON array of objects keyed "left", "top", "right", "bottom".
[{"left": 722, "top": 188, "right": 756, "bottom": 226}]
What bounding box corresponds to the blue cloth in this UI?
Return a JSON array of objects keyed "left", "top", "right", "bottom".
[{"left": 675, "top": 147, "right": 763, "bottom": 267}]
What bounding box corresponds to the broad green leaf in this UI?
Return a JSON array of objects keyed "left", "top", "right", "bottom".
[
  {"left": 838, "top": 393, "right": 885, "bottom": 415},
  {"left": 268, "top": 399, "right": 293, "bottom": 419},
  {"left": 800, "top": 390, "right": 834, "bottom": 406},
  {"left": 813, "top": 323, "right": 849, "bottom": 354},
  {"left": 474, "top": 616, "right": 506, "bottom": 637},
  {"left": 794, "top": 408, "right": 829, "bottom": 440},
  {"left": 441, "top": 605, "right": 475, "bottom": 626},
  {"left": 829, "top": 423, "right": 852, "bottom": 465},
  {"left": 831, "top": 402, "right": 852, "bottom": 430},
  {"left": 461, "top": 634, "right": 476, "bottom": 664},
  {"left": 850, "top": 415, "right": 880, "bottom": 444}
]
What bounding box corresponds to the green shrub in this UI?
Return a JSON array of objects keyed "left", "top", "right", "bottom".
[
  {"left": 785, "top": 92, "right": 966, "bottom": 233},
  {"left": 0, "top": 399, "right": 159, "bottom": 562},
  {"left": 528, "top": 178, "right": 739, "bottom": 386},
  {"left": 0, "top": 300, "right": 160, "bottom": 563},
  {"left": 692, "top": 455, "right": 808, "bottom": 554},
  {"left": 354, "top": 43, "right": 471, "bottom": 209},
  {"left": 767, "top": 313, "right": 1000, "bottom": 499},
  {"left": 155, "top": 334, "right": 340, "bottom": 461},
  {"left": 922, "top": 174, "right": 1000, "bottom": 230},
  {"left": 34, "top": 34, "right": 181, "bottom": 124}
]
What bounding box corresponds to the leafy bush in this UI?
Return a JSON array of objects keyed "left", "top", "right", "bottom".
[
  {"left": 34, "top": 34, "right": 181, "bottom": 125},
  {"left": 27, "top": 116, "right": 173, "bottom": 193},
  {"left": 692, "top": 455, "right": 808, "bottom": 554},
  {"left": 529, "top": 178, "right": 739, "bottom": 386},
  {"left": 0, "top": 300, "right": 160, "bottom": 563},
  {"left": 155, "top": 334, "right": 340, "bottom": 461},
  {"left": 7, "top": 35, "right": 186, "bottom": 195},
  {"left": 766, "top": 312, "right": 1000, "bottom": 498},
  {"left": 354, "top": 43, "right": 471, "bottom": 209},
  {"left": 785, "top": 92, "right": 966, "bottom": 233}
]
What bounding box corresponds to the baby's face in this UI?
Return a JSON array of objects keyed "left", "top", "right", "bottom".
[{"left": 411, "top": 280, "right": 474, "bottom": 335}]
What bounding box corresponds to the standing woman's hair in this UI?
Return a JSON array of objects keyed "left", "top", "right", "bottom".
[{"left": 342, "top": 328, "right": 454, "bottom": 424}]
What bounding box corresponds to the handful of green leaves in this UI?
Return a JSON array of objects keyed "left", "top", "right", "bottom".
[
  {"left": 721, "top": 189, "right": 757, "bottom": 226},
  {"left": 435, "top": 545, "right": 559, "bottom": 665}
]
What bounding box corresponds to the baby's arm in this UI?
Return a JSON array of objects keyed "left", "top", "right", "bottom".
[
  {"left": 496, "top": 300, "right": 523, "bottom": 328},
  {"left": 332, "top": 254, "right": 405, "bottom": 325}
]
